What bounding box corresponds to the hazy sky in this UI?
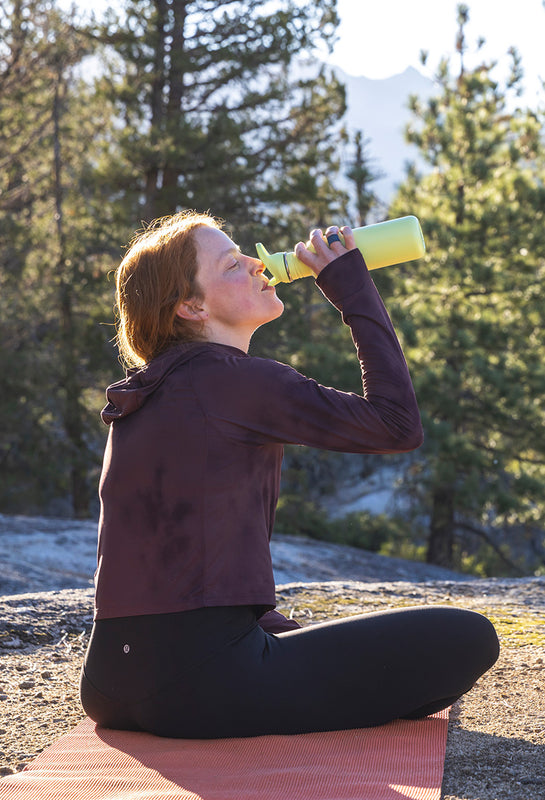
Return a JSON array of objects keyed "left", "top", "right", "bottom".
[
  {"left": 328, "top": 0, "right": 544, "bottom": 103},
  {"left": 63, "top": 0, "right": 545, "bottom": 104}
]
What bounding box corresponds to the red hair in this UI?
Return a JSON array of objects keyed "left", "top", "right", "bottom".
[{"left": 115, "top": 211, "right": 222, "bottom": 368}]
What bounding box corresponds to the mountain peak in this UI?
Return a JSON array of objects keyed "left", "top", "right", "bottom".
[{"left": 330, "top": 64, "right": 435, "bottom": 203}]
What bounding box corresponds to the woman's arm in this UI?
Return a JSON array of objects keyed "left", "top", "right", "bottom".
[{"left": 192, "top": 242, "right": 423, "bottom": 455}]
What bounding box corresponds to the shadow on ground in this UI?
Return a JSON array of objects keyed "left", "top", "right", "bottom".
[{"left": 442, "top": 724, "right": 545, "bottom": 800}]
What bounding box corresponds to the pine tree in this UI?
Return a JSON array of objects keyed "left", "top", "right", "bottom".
[
  {"left": 345, "top": 130, "right": 384, "bottom": 226},
  {"left": 388, "top": 5, "right": 545, "bottom": 572},
  {"left": 0, "top": 0, "right": 67, "bottom": 511},
  {"left": 91, "top": 0, "right": 345, "bottom": 238},
  {"left": 91, "top": 0, "right": 355, "bottom": 391},
  {"left": 0, "top": 1, "right": 121, "bottom": 515}
]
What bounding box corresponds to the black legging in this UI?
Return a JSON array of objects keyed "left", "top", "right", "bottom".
[{"left": 80, "top": 604, "right": 499, "bottom": 739}]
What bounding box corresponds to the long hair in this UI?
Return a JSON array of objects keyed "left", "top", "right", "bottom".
[{"left": 114, "top": 210, "right": 222, "bottom": 368}]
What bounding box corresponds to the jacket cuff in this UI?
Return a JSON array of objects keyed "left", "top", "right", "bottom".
[{"left": 315, "top": 249, "right": 369, "bottom": 309}]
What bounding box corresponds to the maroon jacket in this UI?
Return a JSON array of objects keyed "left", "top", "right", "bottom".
[{"left": 94, "top": 250, "right": 423, "bottom": 621}]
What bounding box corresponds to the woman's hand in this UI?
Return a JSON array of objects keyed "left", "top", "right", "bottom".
[{"left": 294, "top": 225, "right": 356, "bottom": 277}]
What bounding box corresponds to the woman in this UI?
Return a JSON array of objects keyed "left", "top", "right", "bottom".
[{"left": 80, "top": 211, "right": 499, "bottom": 738}]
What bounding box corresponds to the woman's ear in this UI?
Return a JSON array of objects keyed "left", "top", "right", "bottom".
[{"left": 175, "top": 299, "right": 208, "bottom": 322}]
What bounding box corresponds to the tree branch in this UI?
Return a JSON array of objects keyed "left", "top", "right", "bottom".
[{"left": 456, "top": 520, "right": 526, "bottom": 575}]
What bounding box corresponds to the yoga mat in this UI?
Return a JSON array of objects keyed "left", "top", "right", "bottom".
[{"left": 0, "top": 710, "right": 449, "bottom": 800}]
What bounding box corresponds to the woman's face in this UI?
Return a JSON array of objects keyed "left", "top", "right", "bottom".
[{"left": 190, "top": 225, "right": 284, "bottom": 342}]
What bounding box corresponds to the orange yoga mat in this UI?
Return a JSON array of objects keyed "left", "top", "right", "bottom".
[{"left": 0, "top": 710, "right": 449, "bottom": 800}]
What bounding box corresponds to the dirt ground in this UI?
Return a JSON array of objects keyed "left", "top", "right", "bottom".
[{"left": 1, "top": 578, "right": 544, "bottom": 799}]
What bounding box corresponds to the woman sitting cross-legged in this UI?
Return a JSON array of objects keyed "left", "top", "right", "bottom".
[{"left": 80, "top": 211, "right": 499, "bottom": 738}]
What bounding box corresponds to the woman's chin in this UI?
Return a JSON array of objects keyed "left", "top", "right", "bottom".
[
  {"left": 271, "top": 298, "right": 285, "bottom": 319},
  {"left": 255, "top": 303, "right": 284, "bottom": 333}
]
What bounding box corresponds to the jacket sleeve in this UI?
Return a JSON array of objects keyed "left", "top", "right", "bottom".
[{"left": 193, "top": 249, "right": 423, "bottom": 455}]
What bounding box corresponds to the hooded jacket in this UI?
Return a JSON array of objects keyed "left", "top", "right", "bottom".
[{"left": 94, "top": 250, "right": 423, "bottom": 620}]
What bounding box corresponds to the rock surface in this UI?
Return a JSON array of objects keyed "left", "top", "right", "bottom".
[
  {"left": 0, "top": 515, "right": 544, "bottom": 798},
  {"left": 0, "top": 513, "right": 465, "bottom": 595}
]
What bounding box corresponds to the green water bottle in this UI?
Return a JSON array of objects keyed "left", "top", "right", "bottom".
[{"left": 256, "top": 215, "right": 426, "bottom": 285}]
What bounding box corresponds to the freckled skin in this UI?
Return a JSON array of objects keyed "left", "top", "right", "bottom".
[{"left": 178, "top": 226, "right": 285, "bottom": 354}]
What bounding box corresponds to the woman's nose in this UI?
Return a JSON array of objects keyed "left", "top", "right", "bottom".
[{"left": 249, "top": 257, "right": 264, "bottom": 275}]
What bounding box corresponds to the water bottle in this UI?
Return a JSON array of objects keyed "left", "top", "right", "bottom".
[{"left": 256, "top": 215, "right": 425, "bottom": 285}]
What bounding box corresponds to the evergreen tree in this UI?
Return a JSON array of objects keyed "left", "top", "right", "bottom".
[
  {"left": 0, "top": 0, "right": 67, "bottom": 511},
  {"left": 0, "top": 1, "right": 120, "bottom": 515},
  {"left": 92, "top": 0, "right": 356, "bottom": 404},
  {"left": 0, "top": 0, "right": 385, "bottom": 522},
  {"left": 388, "top": 5, "right": 545, "bottom": 571},
  {"left": 345, "top": 129, "right": 384, "bottom": 226},
  {"left": 92, "top": 0, "right": 345, "bottom": 241}
]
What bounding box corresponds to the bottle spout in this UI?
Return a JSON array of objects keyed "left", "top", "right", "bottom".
[
  {"left": 255, "top": 242, "right": 272, "bottom": 273},
  {"left": 256, "top": 242, "right": 288, "bottom": 284},
  {"left": 255, "top": 241, "right": 314, "bottom": 284}
]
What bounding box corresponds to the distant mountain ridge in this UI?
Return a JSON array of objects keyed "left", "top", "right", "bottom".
[{"left": 332, "top": 65, "right": 436, "bottom": 206}]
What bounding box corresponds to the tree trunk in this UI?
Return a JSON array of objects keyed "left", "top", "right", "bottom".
[
  {"left": 162, "top": 0, "right": 187, "bottom": 208},
  {"left": 143, "top": 0, "right": 168, "bottom": 221},
  {"left": 53, "top": 71, "right": 90, "bottom": 518},
  {"left": 426, "top": 484, "right": 455, "bottom": 567}
]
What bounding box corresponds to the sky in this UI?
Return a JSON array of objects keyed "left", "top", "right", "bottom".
[
  {"left": 327, "top": 0, "right": 545, "bottom": 104},
  {"left": 65, "top": 0, "right": 545, "bottom": 105}
]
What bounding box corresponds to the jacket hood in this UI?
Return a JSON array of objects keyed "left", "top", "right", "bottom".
[{"left": 101, "top": 342, "right": 241, "bottom": 425}]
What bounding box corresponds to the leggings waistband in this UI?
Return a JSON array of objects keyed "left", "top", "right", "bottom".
[{"left": 84, "top": 605, "right": 260, "bottom": 704}]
